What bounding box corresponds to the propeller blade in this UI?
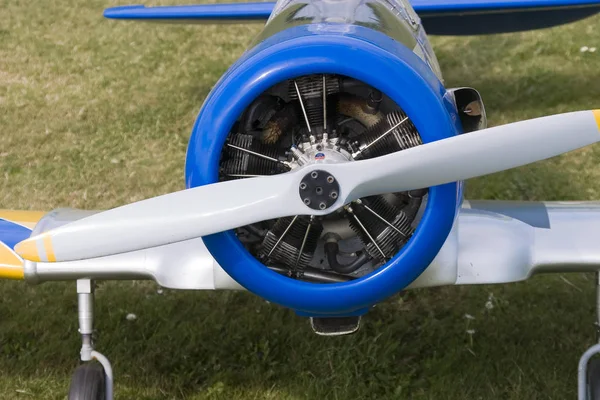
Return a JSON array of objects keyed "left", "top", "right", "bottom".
[
  {"left": 15, "top": 172, "right": 308, "bottom": 262},
  {"left": 332, "top": 110, "right": 600, "bottom": 200},
  {"left": 16, "top": 110, "right": 600, "bottom": 263}
]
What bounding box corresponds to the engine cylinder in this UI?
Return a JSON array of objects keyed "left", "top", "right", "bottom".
[
  {"left": 353, "top": 111, "right": 422, "bottom": 159},
  {"left": 221, "top": 134, "right": 285, "bottom": 178},
  {"left": 348, "top": 196, "right": 413, "bottom": 261},
  {"left": 261, "top": 216, "right": 323, "bottom": 273}
]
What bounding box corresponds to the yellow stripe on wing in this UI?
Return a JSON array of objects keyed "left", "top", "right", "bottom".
[{"left": 0, "top": 210, "right": 44, "bottom": 229}]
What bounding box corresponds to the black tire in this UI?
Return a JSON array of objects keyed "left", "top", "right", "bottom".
[{"left": 68, "top": 363, "right": 106, "bottom": 400}]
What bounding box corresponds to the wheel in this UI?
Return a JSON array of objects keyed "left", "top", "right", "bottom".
[
  {"left": 588, "top": 358, "right": 600, "bottom": 400},
  {"left": 68, "top": 363, "right": 106, "bottom": 400}
]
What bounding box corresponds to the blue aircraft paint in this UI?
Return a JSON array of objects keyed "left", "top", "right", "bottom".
[
  {"left": 421, "top": 1, "right": 600, "bottom": 34},
  {"left": 104, "top": 0, "right": 600, "bottom": 19},
  {"left": 412, "top": 0, "right": 600, "bottom": 13},
  {"left": 103, "top": 3, "right": 273, "bottom": 21},
  {"left": 0, "top": 219, "right": 31, "bottom": 251},
  {"left": 185, "top": 24, "right": 460, "bottom": 315},
  {"left": 104, "top": 0, "right": 600, "bottom": 35}
]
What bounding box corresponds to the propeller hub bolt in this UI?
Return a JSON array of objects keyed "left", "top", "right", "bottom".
[{"left": 299, "top": 170, "right": 340, "bottom": 211}]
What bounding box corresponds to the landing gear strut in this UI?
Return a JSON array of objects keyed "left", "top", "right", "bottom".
[{"left": 68, "top": 279, "right": 114, "bottom": 400}]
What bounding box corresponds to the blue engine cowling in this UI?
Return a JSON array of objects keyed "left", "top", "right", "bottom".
[{"left": 185, "top": 0, "right": 462, "bottom": 316}]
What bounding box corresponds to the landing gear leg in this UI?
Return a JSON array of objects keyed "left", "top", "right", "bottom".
[
  {"left": 578, "top": 272, "right": 600, "bottom": 400},
  {"left": 68, "top": 279, "right": 114, "bottom": 400}
]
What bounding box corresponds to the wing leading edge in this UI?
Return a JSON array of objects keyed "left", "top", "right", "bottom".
[
  {"left": 103, "top": 3, "right": 274, "bottom": 22},
  {"left": 104, "top": 0, "right": 600, "bottom": 35}
]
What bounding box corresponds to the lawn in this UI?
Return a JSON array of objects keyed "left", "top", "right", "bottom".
[{"left": 2, "top": 0, "right": 600, "bottom": 398}]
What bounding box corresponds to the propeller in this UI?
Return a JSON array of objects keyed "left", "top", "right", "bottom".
[{"left": 16, "top": 110, "right": 600, "bottom": 263}]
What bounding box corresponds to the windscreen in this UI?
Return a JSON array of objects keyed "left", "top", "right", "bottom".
[{"left": 253, "top": 0, "right": 442, "bottom": 79}]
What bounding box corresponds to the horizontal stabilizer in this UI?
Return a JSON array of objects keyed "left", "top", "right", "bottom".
[{"left": 104, "top": 0, "right": 600, "bottom": 35}]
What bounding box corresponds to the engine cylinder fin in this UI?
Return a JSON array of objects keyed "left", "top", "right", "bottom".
[
  {"left": 289, "top": 75, "right": 340, "bottom": 130},
  {"left": 353, "top": 111, "right": 422, "bottom": 160},
  {"left": 305, "top": 97, "right": 325, "bottom": 130},
  {"left": 261, "top": 216, "right": 323, "bottom": 271},
  {"left": 388, "top": 111, "right": 422, "bottom": 149},
  {"left": 348, "top": 196, "right": 414, "bottom": 261},
  {"left": 288, "top": 75, "right": 340, "bottom": 100},
  {"left": 221, "top": 134, "right": 285, "bottom": 179}
]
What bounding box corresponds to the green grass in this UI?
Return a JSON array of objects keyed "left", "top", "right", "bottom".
[{"left": 2, "top": 0, "right": 600, "bottom": 398}]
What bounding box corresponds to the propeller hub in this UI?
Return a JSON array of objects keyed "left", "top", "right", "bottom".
[
  {"left": 299, "top": 170, "right": 340, "bottom": 211},
  {"left": 304, "top": 146, "right": 352, "bottom": 164},
  {"left": 288, "top": 136, "right": 353, "bottom": 169}
]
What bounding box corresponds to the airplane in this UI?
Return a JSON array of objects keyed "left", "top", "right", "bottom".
[{"left": 3, "top": 0, "right": 600, "bottom": 398}]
